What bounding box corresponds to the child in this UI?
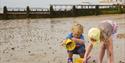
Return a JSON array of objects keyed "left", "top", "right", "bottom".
[
  {"left": 62, "top": 23, "right": 86, "bottom": 63},
  {"left": 84, "top": 20, "right": 117, "bottom": 63}
]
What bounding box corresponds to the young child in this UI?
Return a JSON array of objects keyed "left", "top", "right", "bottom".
[
  {"left": 62, "top": 23, "right": 86, "bottom": 63},
  {"left": 84, "top": 20, "right": 118, "bottom": 63}
]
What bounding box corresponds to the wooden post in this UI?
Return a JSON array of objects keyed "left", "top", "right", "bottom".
[
  {"left": 3, "top": 6, "right": 8, "bottom": 19},
  {"left": 72, "top": 5, "right": 76, "bottom": 17},
  {"left": 26, "top": 6, "right": 30, "bottom": 18},
  {"left": 95, "top": 5, "right": 99, "bottom": 15},
  {"left": 50, "top": 5, "right": 54, "bottom": 18},
  {"left": 123, "top": 5, "right": 125, "bottom": 13},
  {"left": 118, "top": 5, "right": 122, "bottom": 13}
]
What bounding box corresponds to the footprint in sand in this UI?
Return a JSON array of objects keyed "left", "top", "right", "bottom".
[
  {"left": 117, "top": 33, "right": 125, "bottom": 39},
  {"left": 119, "top": 61, "right": 125, "bottom": 63}
]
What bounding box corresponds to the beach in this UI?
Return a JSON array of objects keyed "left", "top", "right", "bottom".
[{"left": 0, "top": 14, "right": 125, "bottom": 63}]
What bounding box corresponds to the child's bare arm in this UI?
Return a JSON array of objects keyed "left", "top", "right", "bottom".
[
  {"left": 83, "top": 43, "right": 93, "bottom": 63},
  {"left": 61, "top": 39, "right": 66, "bottom": 46},
  {"left": 71, "top": 38, "right": 85, "bottom": 45},
  {"left": 84, "top": 43, "right": 93, "bottom": 59}
]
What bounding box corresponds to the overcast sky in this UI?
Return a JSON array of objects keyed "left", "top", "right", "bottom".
[
  {"left": 1, "top": 0, "right": 125, "bottom": 8},
  {"left": 0, "top": 0, "right": 99, "bottom": 8}
]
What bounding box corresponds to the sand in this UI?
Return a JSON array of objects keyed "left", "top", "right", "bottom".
[{"left": 0, "top": 14, "right": 125, "bottom": 63}]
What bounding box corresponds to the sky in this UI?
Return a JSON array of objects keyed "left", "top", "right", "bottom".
[
  {"left": 0, "top": 0, "right": 99, "bottom": 8},
  {"left": 0, "top": 0, "right": 125, "bottom": 13},
  {"left": 0, "top": 0, "right": 99, "bottom": 13},
  {"left": 1, "top": 0, "right": 125, "bottom": 8}
]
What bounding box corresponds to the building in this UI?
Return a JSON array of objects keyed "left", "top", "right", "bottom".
[{"left": 99, "top": 0, "right": 125, "bottom": 5}]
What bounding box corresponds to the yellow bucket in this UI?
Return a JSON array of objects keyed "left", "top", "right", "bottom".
[
  {"left": 64, "top": 39, "right": 76, "bottom": 51},
  {"left": 74, "top": 58, "right": 84, "bottom": 63}
]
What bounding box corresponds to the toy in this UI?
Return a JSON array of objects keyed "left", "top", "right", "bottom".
[
  {"left": 74, "top": 58, "right": 84, "bottom": 63},
  {"left": 64, "top": 39, "right": 76, "bottom": 51},
  {"left": 74, "top": 56, "right": 97, "bottom": 63}
]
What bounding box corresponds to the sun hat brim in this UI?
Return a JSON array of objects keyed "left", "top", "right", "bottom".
[{"left": 88, "top": 28, "right": 100, "bottom": 46}]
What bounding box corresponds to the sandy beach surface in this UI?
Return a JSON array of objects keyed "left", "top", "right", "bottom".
[{"left": 0, "top": 14, "right": 125, "bottom": 63}]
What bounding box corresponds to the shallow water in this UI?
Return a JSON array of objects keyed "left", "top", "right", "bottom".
[{"left": 0, "top": 14, "right": 125, "bottom": 63}]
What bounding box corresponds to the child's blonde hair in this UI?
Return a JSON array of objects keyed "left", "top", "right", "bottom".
[{"left": 71, "top": 23, "right": 84, "bottom": 34}]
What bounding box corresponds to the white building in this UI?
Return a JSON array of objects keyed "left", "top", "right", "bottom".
[{"left": 99, "top": 0, "right": 125, "bottom": 5}]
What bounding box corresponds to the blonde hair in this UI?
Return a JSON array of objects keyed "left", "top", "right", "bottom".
[{"left": 71, "top": 23, "right": 84, "bottom": 34}]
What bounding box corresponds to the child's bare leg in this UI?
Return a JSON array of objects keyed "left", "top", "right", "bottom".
[
  {"left": 68, "top": 53, "right": 73, "bottom": 63},
  {"left": 68, "top": 53, "right": 73, "bottom": 58},
  {"left": 99, "top": 42, "right": 106, "bottom": 63},
  {"left": 106, "top": 37, "right": 114, "bottom": 63},
  {"left": 79, "top": 53, "right": 84, "bottom": 58}
]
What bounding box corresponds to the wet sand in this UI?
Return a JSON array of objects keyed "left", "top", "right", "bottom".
[{"left": 0, "top": 14, "right": 125, "bottom": 63}]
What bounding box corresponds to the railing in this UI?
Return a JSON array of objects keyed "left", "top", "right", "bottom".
[{"left": 0, "top": 4, "right": 124, "bottom": 19}]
